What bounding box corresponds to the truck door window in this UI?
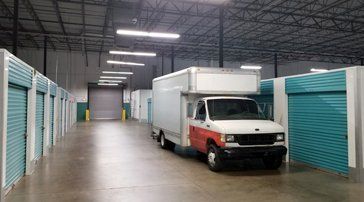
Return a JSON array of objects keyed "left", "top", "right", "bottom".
[{"left": 196, "top": 102, "right": 206, "bottom": 121}]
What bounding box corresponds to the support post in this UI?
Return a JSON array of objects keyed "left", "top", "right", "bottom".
[
  {"left": 274, "top": 53, "right": 278, "bottom": 78},
  {"left": 171, "top": 46, "right": 175, "bottom": 73},
  {"left": 43, "top": 36, "right": 47, "bottom": 76},
  {"left": 219, "top": 7, "right": 224, "bottom": 68},
  {"left": 12, "top": 0, "right": 19, "bottom": 56}
]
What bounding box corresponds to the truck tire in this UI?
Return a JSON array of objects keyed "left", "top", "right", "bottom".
[
  {"left": 160, "top": 133, "right": 175, "bottom": 151},
  {"left": 207, "top": 144, "right": 223, "bottom": 172},
  {"left": 263, "top": 156, "right": 283, "bottom": 169}
]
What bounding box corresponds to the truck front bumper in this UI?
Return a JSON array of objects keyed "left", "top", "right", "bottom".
[{"left": 218, "top": 146, "right": 287, "bottom": 160}]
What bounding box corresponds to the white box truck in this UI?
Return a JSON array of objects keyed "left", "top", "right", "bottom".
[{"left": 152, "top": 67, "right": 287, "bottom": 171}]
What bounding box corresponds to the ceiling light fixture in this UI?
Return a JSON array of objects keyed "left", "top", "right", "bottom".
[
  {"left": 100, "top": 76, "right": 127, "bottom": 80},
  {"left": 109, "top": 50, "right": 156, "bottom": 57},
  {"left": 98, "top": 80, "right": 123, "bottom": 83},
  {"left": 240, "top": 65, "right": 262, "bottom": 70},
  {"left": 116, "top": 29, "right": 180, "bottom": 39},
  {"left": 311, "top": 68, "right": 328, "bottom": 72},
  {"left": 107, "top": 60, "right": 145, "bottom": 66},
  {"left": 102, "top": 71, "right": 134, "bottom": 75},
  {"left": 98, "top": 83, "right": 119, "bottom": 86}
]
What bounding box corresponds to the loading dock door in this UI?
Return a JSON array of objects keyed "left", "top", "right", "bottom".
[
  {"left": 6, "top": 85, "right": 27, "bottom": 188},
  {"left": 89, "top": 87, "right": 123, "bottom": 120},
  {"left": 35, "top": 92, "right": 45, "bottom": 159}
]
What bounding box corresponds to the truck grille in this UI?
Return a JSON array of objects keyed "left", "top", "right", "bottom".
[{"left": 236, "top": 134, "right": 276, "bottom": 145}]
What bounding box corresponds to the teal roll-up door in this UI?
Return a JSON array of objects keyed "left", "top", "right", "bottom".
[
  {"left": 6, "top": 85, "right": 27, "bottom": 188},
  {"left": 286, "top": 71, "right": 348, "bottom": 175},
  {"left": 35, "top": 92, "right": 45, "bottom": 159},
  {"left": 250, "top": 80, "right": 274, "bottom": 119},
  {"left": 147, "top": 98, "right": 152, "bottom": 124},
  {"left": 59, "top": 99, "right": 63, "bottom": 137},
  {"left": 49, "top": 96, "right": 55, "bottom": 145}
]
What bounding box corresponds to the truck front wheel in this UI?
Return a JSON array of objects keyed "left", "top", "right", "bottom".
[
  {"left": 263, "top": 156, "right": 283, "bottom": 169},
  {"left": 207, "top": 144, "right": 223, "bottom": 172}
]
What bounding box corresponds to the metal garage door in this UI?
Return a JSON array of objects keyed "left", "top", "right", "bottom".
[
  {"left": 49, "top": 96, "right": 55, "bottom": 145},
  {"left": 35, "top": 92, "right": 45, "bottom": 159},
  {"left": 59, "top": 99, "right": 63, "bottom": 137},
  {"left": 89, "top": 87, "right": 123, "bottom": 119},
  {"left": 250, "top": 80, "right": 274, "bottom": 119},
  {"left": 286, "top": 71, "right": 348, "bottom": 175},
  {"left": 6, "top": 85, "right": 27, "bottom": 188}
]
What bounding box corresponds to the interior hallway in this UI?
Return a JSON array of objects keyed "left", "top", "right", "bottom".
[{"left": 5, "top": 120, "right": 364, "bottom": 202}]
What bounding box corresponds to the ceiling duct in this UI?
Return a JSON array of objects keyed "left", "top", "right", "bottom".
[{"left": 113, "top": 0, "right": 143, "bottom": 49}]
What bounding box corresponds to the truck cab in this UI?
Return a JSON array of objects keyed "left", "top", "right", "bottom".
[{"left": 189, "top": 96, "right": 287, "bottom": 171}]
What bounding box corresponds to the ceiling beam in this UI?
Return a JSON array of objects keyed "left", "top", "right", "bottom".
[{"left": 51, "top": 0, "right": 71, "bottom": 51}]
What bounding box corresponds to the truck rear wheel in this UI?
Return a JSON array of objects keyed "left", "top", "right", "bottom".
[
  {"left": 207, "top": 144, "right": 223, "bottom": 172},
  {"left": 160, "top": 133, "right": 175, "bottom": 151},
  {"left": 263, "top": 156, "right": 283, "bottom": 169}
]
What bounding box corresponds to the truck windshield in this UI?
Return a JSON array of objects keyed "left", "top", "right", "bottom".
[{"left": 207, "top": 99, "right": 267, "bottom": 120}]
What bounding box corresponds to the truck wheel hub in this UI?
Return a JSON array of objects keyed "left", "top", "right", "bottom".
[{"left": 208, "top": 151, "right": 216, "bottom": 166}]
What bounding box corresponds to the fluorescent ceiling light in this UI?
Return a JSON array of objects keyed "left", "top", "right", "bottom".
[
  {"left": 99, "top": 80, "right": 123, "bottom": 83},
  {"left": 98, "top": 83, "right": 118, "bottom": 86},
  {"left": 102, "top": 71, "right": 134, "bottom": 75},
  {"left": 107, "top": 60, "right": 145, "bottom": 66},
  {"left": 116, "top": 29, "right": 180, "bottom": 39},
  {"left": 240, "top": 65, "right": 262, "bottom": 70},
  {"left": 311, "top": 68, "right": 328, "bottom": 72},
  {"left": 109, "top": 50, "right": 156, "bottom": 57},
  {"left": 100, "top": 76, "right": 127, "bottom": 80}
]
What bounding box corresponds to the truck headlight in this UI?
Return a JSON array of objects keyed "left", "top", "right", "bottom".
[
  {"left": 226, "top": 134, "right": 235, "bottom": 142},
  {"left": 276, "top": 134, "right": 284, "bottom": 141}
]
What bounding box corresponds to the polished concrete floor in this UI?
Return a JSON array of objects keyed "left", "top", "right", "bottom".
[{"left": 5, "top": 120, "right": 364, "bottom": 202}]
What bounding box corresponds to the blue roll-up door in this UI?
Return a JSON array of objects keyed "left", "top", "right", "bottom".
[
  {"left": 35, "top": 92, "right": 45, "bottom": 159},
  {"left": 59, "top": 99, "right": 63, "bottom": 137},
  {"left": 286, "top": 71, "right": 348, "bottom": 175},
  {"left": 6, "top": 85, "right": 27, "bottom": 188},
  {"left": 49, "top": 96, "right": 55, "bottom": 145},
  {"left": 250, "top": 80, "right": 274, "bottom": 119}
]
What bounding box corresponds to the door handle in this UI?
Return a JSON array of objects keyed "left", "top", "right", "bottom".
[{"left": 206, "top": 124, "right": 210, "bottom": 128}]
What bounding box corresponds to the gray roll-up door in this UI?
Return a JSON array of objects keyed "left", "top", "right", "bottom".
[
  {"left": 6, "top": 85, "right": 27, "bottom": 188},
  {"left": 49, "top": 96, "right": 55, "bottom": 145},
  {"left": 35, "top": 92, "right": 45, "bottom": 159},
  {"left": 89, "top": 87, "right": 123, "bottom": 119}
]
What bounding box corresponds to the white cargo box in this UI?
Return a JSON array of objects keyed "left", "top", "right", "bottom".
[{"left": 152, "top": 67, "right": 261, "bottom": 146}]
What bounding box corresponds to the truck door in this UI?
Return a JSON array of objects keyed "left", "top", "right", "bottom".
[{"left": 190, "top": 101, "right": 207, "bottom": 152}]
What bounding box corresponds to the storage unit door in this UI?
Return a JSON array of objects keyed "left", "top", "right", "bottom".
[
  {"left": 288, "top": 92, "right": 348, "bottom": 175},
  {"left": 59, "top": 99, "right": 63, "bottom": 137},
  {"left": 6, "top": 85, "right": 27, "bottom": 188},
  {"left": 35, "top": 92, "right": 45, "bottom": 159},
  {"left": 49, "top": 96, "right": 55, "bottom": 145}
]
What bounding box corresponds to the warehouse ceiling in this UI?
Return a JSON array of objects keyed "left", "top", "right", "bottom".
[{"left": 0, "top": 0, "right": 364, "bottom": 64}]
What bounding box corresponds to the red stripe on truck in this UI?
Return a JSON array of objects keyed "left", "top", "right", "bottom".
[{"left": 189, "top": 125, "right": 225, "bottom": 153}]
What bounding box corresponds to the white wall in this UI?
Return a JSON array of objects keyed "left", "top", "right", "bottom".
[{"left": 10, "top": 48, "right": 353, "bottom": 103}]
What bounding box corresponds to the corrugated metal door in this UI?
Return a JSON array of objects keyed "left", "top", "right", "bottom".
[
  {"left": 286, "top": 71, "right": 348, "bottom": 175},
  {"left": 35, "top": 92, "right": 45, "bottom": 159},
  {"left": 59, "top": 99, "right": 63, "bottom": 137},
  {"left": 250, "top": 80, "right": 274, "bottom": 119},
  {"left": 49, "top": 96, "right": 54, "bottom": 145},
  {"left": 6, "top": 85, "right": 27, "bottom": 188}
]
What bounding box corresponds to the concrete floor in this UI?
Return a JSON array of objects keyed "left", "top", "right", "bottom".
[{"left": 5, "top": 120, "right": 364, "bottom": 202}]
